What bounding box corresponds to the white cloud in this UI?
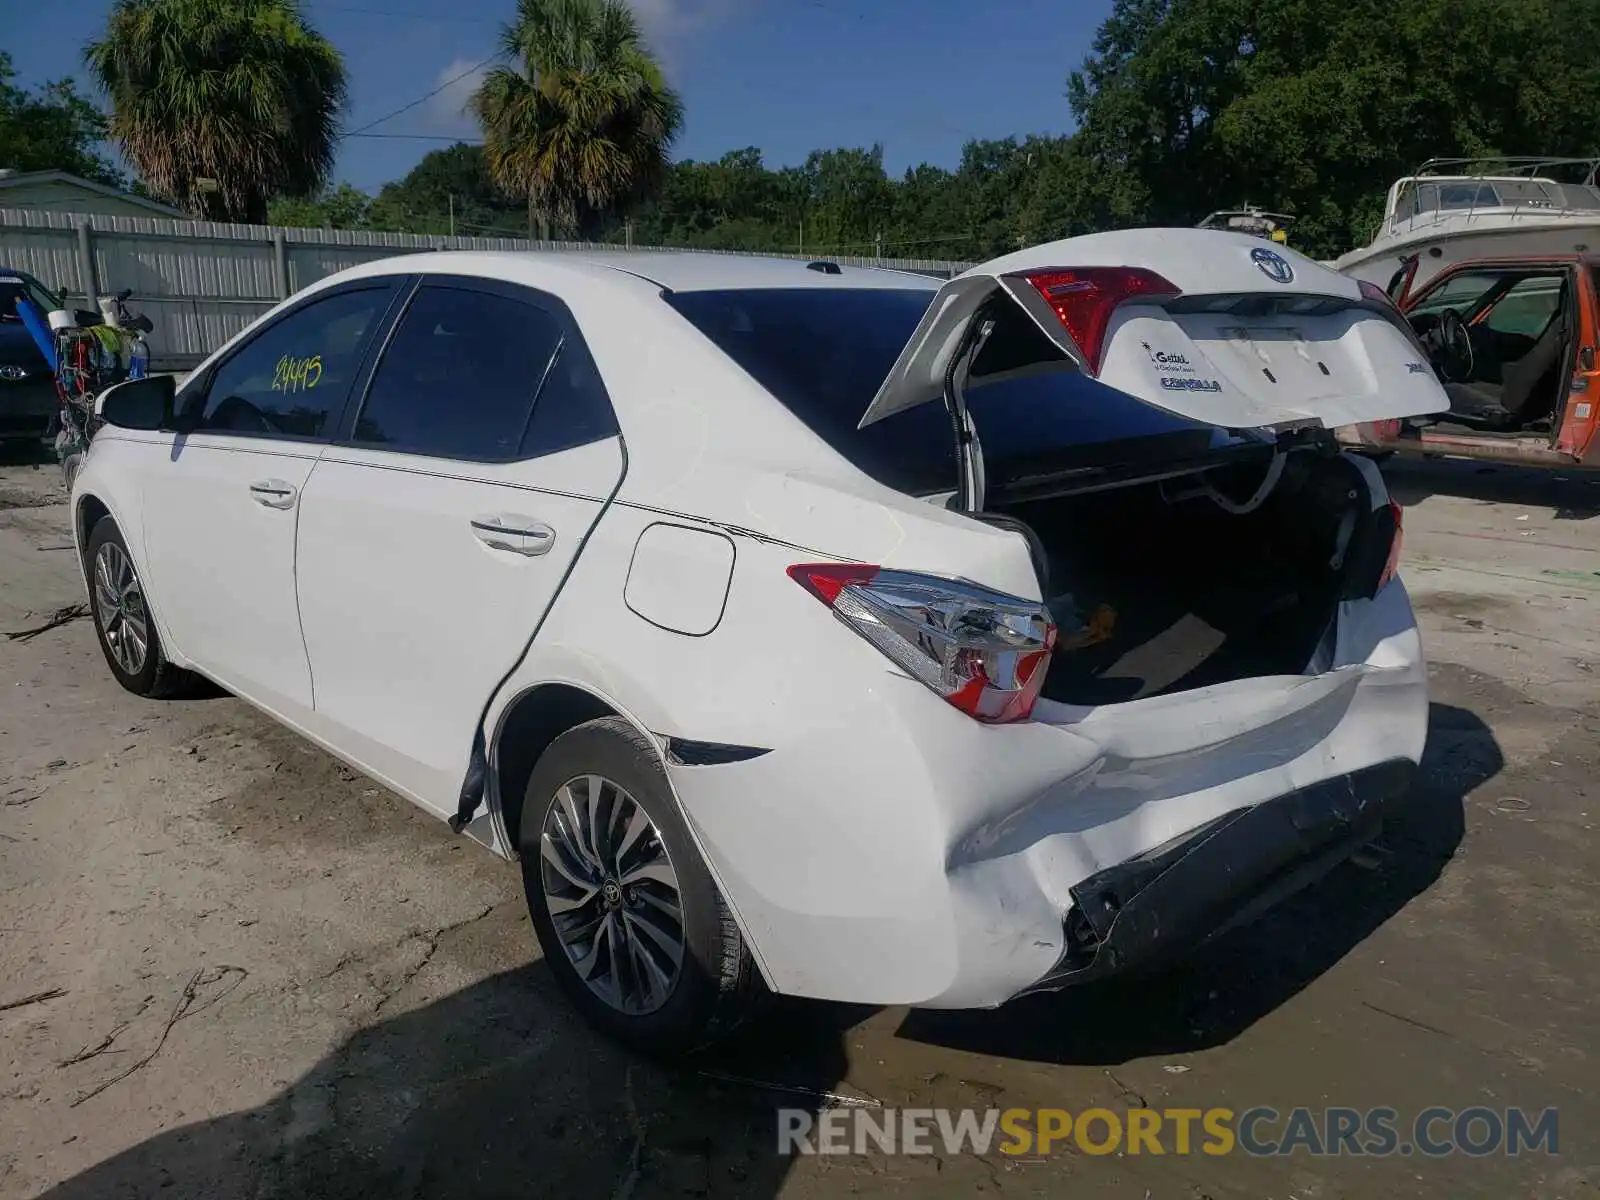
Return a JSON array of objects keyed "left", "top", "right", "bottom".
[
  {"left": 624, "top": 0, "right": 744, "bottom": 64},
  {"left": 421, "top": 56, "right": 493, "bottom": 137}
]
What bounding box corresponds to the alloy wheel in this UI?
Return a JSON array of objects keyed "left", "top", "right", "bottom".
[
  {"left": 539, "top": 774, "right": 685, "bottom": 1016},
  {"left": 92, "top": 541, "right": 149, "bottom": 677}
]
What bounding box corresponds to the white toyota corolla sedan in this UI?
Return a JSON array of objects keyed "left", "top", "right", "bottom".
[{"left": 73, "top": 231, "right": 1446, "bottom": 1054}]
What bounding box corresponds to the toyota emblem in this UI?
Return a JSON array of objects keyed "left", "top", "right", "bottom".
[{"left": 1251, "top": 247, "right": 1295, "bottom": 284}]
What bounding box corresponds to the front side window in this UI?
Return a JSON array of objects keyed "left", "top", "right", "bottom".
[
  {"left": 1408, "top": 271, "right": 1505, "bottom": 319},
  {"left": 1482, "top": 275, "right": 1565, "bottom": 339},
  {"left": 189, "top": 286, "right": 391, "bottom": 438}
]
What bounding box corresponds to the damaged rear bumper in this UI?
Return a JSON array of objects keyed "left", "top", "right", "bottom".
[
  {"left": 1012, "top": 757, "right": 1417, "bottom": 996},
  {"left": 667, "top": 581, "right": 1428, "bottom": 1011}
]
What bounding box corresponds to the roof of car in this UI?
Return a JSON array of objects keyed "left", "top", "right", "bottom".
[
  {"left": 574, "top": 251, "right": 943, "bottom": 292},
  {"left": 354, "top": 249, "right": 943, "bottom": 295}
]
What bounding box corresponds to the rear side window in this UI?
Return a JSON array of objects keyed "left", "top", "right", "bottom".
[
  {"left": 353, "top": 283, "right": 618, "bottom": 461},
  {"left": 664, "top": 287, "right": 1210, "bottom": 495},
  {"left": 519, "top": 334, "right": 620, "bottom": 458},
  {"left": 354, "top": 285, "right": 562, "bottom": 459},
  {"left": 190, "top": 286, "right": 390, "bottom": 438}
]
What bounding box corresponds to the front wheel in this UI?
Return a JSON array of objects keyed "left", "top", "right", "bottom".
[
  {"left": 519, "top": 716, "right": 763, "bottom": 1056},
  {"left": 85, "top": 516, "right": 194, "bottom": 698}
]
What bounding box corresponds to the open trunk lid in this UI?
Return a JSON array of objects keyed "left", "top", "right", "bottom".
[{"left": 860, "top": 228, "right": 1450, "bottom": 432}]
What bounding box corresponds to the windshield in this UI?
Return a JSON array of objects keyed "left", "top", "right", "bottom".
[
  {"left": 664, "top": 287, "right": 1215, "bottom": 496},
  {"left": 0, "top": 274, "right": 60, "bottom": 324}
]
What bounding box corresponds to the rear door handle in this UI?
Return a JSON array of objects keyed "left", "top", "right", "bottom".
[
  {"left": 249, "top": 479, "right": 297, "bottom": 509},
  {"left": 471, "top": 514, "right": 556, "bottom": 557}
]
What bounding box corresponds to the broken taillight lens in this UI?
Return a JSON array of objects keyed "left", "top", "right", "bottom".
[
  {"left": 788, "top": 563, "right": 1058, "bottom": 723},
  {"left": 1020, "top": 267, "right": 1182, "bottom": 375},
  {"left": 1378, "top": 500, "right": 1404, "bottom": 591}
]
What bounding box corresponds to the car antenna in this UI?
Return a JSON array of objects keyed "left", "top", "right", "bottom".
[{"left": 806, "top": 261, "right": 843, "bottom": 275}]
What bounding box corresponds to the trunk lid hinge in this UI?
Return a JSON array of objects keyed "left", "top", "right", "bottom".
[{"left": 945, "top": 315, "right": 995, "bottom": 511}]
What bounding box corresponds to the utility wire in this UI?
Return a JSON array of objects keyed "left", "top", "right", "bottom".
[
  {"left": 348, "top": 132, "right": 484, "bottom": 142},
  {"left": 312, "top": 2, "right": 497, "bottom": 21},
  {"left": 342, "top": 52, "right": 503, "bottom": 138}
]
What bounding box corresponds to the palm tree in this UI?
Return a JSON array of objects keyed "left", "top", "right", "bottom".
[
  {"left": 84, "top": 0, "right": 347, "bottom": 224},
  {"left": 470, "top": 0, "right": 683, "bottom": 240}
]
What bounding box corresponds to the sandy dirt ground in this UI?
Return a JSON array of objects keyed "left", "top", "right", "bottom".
[{"left": 1, "top": 445, "right": 1597, "bottom": 1199}]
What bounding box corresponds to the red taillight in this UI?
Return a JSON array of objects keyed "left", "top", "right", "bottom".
[
  {"left": 1020, "top": 267, "right": 1182, "bottom": 375},
  {"left": 1379, "top": 500, "right": 1404, "bottom": 590},
  {"left": 787, "top": 563, "right": 1058, "bottom": 724},
  {"left": 788, "top": 562, "right": 879, "bottom": 605}
]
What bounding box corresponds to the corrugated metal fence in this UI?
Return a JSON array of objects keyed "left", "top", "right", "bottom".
[{"left": 0, "top": 206, "right": 973, "bottom": 370}]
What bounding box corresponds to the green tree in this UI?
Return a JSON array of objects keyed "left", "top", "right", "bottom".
[
  {"left": 470, "top": 0, "right": 684, "bottom": 239},
  {"left": 1068, "top": 0, "right": 1600, "bottom": 258},
  {"left": 84, "top": 0, "right": 348, "bottom": 224},
  {"left": 366, "top": 142, "right": 528, "bottom": 236},
  {"left": 268, "top": 182, "right": 373, "bottom": 229},
  {"left": 0, "top": 51, "right": 121, "bottom": 185}
]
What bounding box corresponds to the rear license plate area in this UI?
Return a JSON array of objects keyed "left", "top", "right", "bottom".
[{"left": 1216, "top": 325, "right": 1343, "bottom": 396}]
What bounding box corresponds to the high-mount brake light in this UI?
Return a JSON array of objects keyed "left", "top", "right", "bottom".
[
  {"left": 1020, "top": 267, "right": 1182, "bottom": 375},
  {"left": 787, "top": 563, "right": 1057, "bottom": 724}
]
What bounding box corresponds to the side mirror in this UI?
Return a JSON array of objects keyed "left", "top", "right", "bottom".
[{"left": 97, "top": 375, "right": 175, "bottom": 431}]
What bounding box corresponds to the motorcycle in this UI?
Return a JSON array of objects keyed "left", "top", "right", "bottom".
[{"left": 46, "top": 289, "right": 153, "bottom": 489}]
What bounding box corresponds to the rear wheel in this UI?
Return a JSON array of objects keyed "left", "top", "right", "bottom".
[
  {"left": 85, "top": 516, "right": 193, "bottom": 698},
  {"left": 520, "top": 717, "right": 762, "bottom": 1056}
]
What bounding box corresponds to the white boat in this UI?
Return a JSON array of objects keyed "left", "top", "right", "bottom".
[
  {"left": 1334, "top": 157, "right": 1600, "bottom": 297},
  {"left": 1195, "top": 205, "right": 1295, "bottom": 244}
]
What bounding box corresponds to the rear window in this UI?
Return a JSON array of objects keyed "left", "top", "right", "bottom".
[{"left": 664, "top": 287, "right": 1213, "bottom": 495}]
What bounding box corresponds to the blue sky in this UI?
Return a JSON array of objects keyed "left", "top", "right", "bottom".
[{"left": 9, "top": 0, "right": 1115, "bottom": 194}]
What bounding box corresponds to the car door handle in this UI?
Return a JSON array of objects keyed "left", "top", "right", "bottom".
[
  {"left": 248, "top": 479, "right": 297, "bottom": 509},
  {"left": 471, "top": 514, "right": 555, "bottom": 557}
]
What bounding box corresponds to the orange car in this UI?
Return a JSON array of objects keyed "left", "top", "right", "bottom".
[{"left": 1339, "top": 252, "right": 1600, "bottom": 467}]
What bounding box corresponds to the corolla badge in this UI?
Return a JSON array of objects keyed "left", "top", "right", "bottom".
[
  {"left": 1250, "top": 246, "right": 1295, "bottom": 284},
  {"left": 0, "top": 364, "right": 28, "bottom": 381}
]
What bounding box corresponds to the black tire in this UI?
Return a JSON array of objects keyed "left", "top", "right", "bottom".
[
  {"left": 84, "top": 515, "right": 194, "bottom": 698},
  {"left": 519, "top": 716, "right": 763, "bottom": 1057}
]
